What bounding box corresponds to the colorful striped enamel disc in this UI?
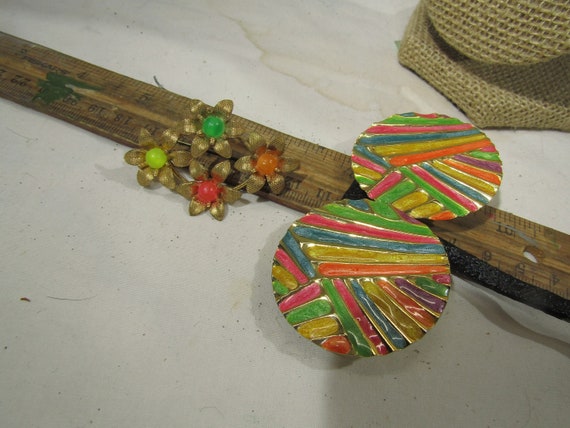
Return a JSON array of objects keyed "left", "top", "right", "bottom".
[
  {"left": 352, "top": 113, "right": 502, "bottom": 220},
  {"left": 272, "top": 199, "right": 451, "bottom": 357}
]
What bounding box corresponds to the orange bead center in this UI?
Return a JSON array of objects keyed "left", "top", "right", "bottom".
[{"left": 255, "top": 150, "right": 280, "bottom": 176}]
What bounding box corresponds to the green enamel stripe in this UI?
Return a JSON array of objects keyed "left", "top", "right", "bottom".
[
  {"left": 374, "top": 179, "right": 416, "bottom": 204},
  {"left": 381, "top": 116, "right": 463, "bottom": 126},
  {"left": 368, "top": 199, "right": 401, "bottom": 220},
  {"left": 469, "top": 150, "right": 501, "bottom": 161},
  {"left": 355, "top": 175, "right": 376, "bottom": 187},
  {"left": 273, "top": 280, "right": 289, "bottom": 296},
  {"left": 322, "top": 202, "right": 434, "bottom": 236},
  {"left": 400, "top": 167, "right": 470, "bottom": 217},
  {"left": 285, "top": 299, "right": 332, "bottom": 325},
  {"left": 414, "top": 277, "right": 450, "bottom": 298},
  {"left": 321, "top": 279, "right": 374, "bottom": 357}
]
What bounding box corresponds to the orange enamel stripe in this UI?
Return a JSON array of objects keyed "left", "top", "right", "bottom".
[
  {"left": 375, "top": 279, "right": 436, "bottom": 329},
  {"left": 318, "top": 263, "right": 449, "bottom": 277},
  {"left": 443, "top": 158, "right": 502, "bottom": 185},
  {"left": 388, "top": 139, "right": 493, "bottom": 166}
]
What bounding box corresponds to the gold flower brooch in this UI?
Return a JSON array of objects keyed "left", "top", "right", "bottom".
[{"left": 124, "top": 99, "right": 300, "bottom": 220}]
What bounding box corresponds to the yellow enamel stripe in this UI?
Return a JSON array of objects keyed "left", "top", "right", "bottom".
[
  {"left": 392, "top": 191, "right": 429, "bottom": 211},
  {"left": 272, "top": 265, "right": 298, "bottom": 290},
  {"left": 410, "top": 201, "right": 443, "bottom": 218},
  {"left": 297, "top": 316, "right": 340, "bottom": 339},
  {"left": 369, "top": 133, "right": 486, "bottom": 157},
  {"left": 304, "top": 244, "right": 449, "bottom": 264},
  {"left": 352, "top": 164, "right": 384, "bottom": 181},
  {"left": 432, "top": 159, "right": 497, "bottom": 194},
  {"left": 362, "top": 281, "right": 425, "bottom": 342}
]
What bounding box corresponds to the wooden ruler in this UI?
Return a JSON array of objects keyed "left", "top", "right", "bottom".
[{"left": 1, "top": 32, "right": 569, "bottom": 318}]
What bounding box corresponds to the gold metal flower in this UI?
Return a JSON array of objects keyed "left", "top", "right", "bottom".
[
  {"left": 176, "top": 99, "right": 241, "bottom": 159},
  {"left": 234, "top": 133, "right": 299, "bottom": 194},
  {"left": 124, "top": 128, "right": 191, "bottom": 189},
  {"left": 176, "top": 160, "right": 242, "bottom": 221}
]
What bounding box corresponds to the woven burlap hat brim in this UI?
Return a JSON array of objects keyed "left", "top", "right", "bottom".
[
  {"left": 426, "top": 0, "right": 570, "bottom": 65},
  {"left": 398, "top": 0, "right": 570, "bottom": 131}
]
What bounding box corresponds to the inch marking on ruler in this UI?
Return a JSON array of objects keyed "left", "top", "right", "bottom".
[{"left": 1, "top": 31, "right": 569, "bottom": 310}]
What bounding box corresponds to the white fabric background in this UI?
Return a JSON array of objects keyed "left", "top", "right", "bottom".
[{"left": 1, "top": 1, "right": 569, "bottom": 427}]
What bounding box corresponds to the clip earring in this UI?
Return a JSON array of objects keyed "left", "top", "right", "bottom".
[{"left": 271, "top": 113, "right": 502, "bottom": 357}]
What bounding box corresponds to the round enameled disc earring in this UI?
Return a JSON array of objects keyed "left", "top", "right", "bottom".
[{"left": 271, "top": 113, "right": 502, "bottom": 357}]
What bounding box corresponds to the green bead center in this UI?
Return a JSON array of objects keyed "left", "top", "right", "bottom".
[
  {"left": 145, "top": 147, "right": 168, "bottom": 169},
  {"left": 202, "top": 115, "right": 225, "bottom": 138}
]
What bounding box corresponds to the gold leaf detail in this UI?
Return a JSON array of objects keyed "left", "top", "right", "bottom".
[
  {"left": 189, "top": 199, "right": 207, "bottom": 216},
  {"left": 191, "top": 137, "right": 209, "bottom": 158},
  {"left": 224, "top": 187, "right": 242, "bottom": 204},
  {"left": 245, "top": 174, "right": 265, "bottom": 194},
  {"left": 138, "top": 128, "right": 155, "bottom": 148},
  {"left": 234, "top": 156, "right": 254, "bottom": 173},
  {"left": 212, "top": 160, "right": 232, "bottom": 181},
  {"left": 137, "top": 168, "right": 155, "bottom": 187},
  {"left": 214, "top": 99, "right": 233, "bottom": 119},
  {"left": 158, "top": 166, "right": 176, "bottom": 190},
  {"left": 160, "top": 128, "right": 180, "bottom": 151},
  {"left": 210, "top": 201, "right": 225, "bottom": 221},
  {"left": 213, "top": 139, "right": 232, "bottom": 158},
  {"left": 170, "top": 150, "right": 192, "bottom": 167},
  {"left": 189, "top": 159, "right": 207, "bottom": 180},
  {"left": 281, "top": 158, "right": 300, "bottom": 173},
  {"left": 245, "top": 132, "right": 265, "bottom": 152},
  {"left": 268, "top": 174, "right": 285, "bottom": 194},
  {"left": 124, "top": 149, "right": 146, "bottom": 166}
]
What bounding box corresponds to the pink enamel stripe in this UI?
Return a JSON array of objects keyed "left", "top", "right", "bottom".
[
  {"left": 333, "top": 279, "right": 389, "bottom": 355},
  {"left": 478, "top": 146, "right": 497, "bottom": 153},
  {"left": 351, "top": 154, "right": 387, "bottom": 174},
  {"left": 275, "top": 248, "right": 308, "bottom": 285},
  {"left": 368, "top": 170, "right": 403, "bottom": 200},
  {"left": 433, "top": 274, "right": 452, "bottom": 285},
  {"left": 300, "top": 213, "right": 440, "bottom": 244},
  {"left": 410, "top": 165, "right": 479, "bottom": 211},
  {"left": 278, "top": 282, "right": 322, "bottom": 313},
  {"left": 365, "top": 123, "right": 474, "bottom": 134}
]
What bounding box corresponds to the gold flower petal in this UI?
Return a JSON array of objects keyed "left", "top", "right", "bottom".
[
  {"left": 170, "top": 150, "right": 192, "bottom": 167},
  {"left": 212, "top": 160, "right": 232, "bottom": 181},
  {"left": 210, "top": 201, "right": 225, "bottom": 221},
  {"left": 245, "top": 132, "right": 266, "bottom": 153},
  {"left": 189, "top": 198, "right": 207, "bottom": 216},
  {"left": 158, "top": 166, "right": 176, "bottom": 189},
  {"left": 189, "top": 159, "right": 208, "bottom": 180},
  {"left": 213, "top": 99, "right": 233, "bottom": 120},
  {"left": 245, "top": 174, "right": 266, "bottom": 194},
  {"left": 225, "top": 124, "right": 242, "bottom": 138},
  {"left": 160, "top": 128, "right": 180, "bottom": 151},
  {"left": 281, "top": 157, "right": 300, "bottom": 173},
  {"left": 124, "top": 149, "right": 146, "bottom": 166},
  {"left": 177, "top": 118, "right": 201, "bottom": 134},
  {"left": 270, "top": 140, "right": 285, "bottom": 153},
  {"left": 189, "top": 99, "right": 205, "bottom": 115},
  {"left": 213, "top": 139, "right": 232, "bottom": 158},
  {"left": 191, "top": 136, "right": 210, "bottom": 158},
  {"left": 176, "top": 182, "right": 193, "bottom": 199},
  {"left": 268, "top": 173, "right": 285, "bottom": 194},
  {"left": 223, "top": 186, "right": 242, "bottom": 204},
  {"left": 137, "top": 167, "right": 155, "bottom": 187},
  {"left": 138, "top": 128, "right": 155, "bottom": 149},
  {"left": 234, "top": 156, "right": 254, "bottom": 173}
]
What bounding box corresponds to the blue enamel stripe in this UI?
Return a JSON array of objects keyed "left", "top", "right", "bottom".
[
  {"left": 346, "top": 199, "right": 371, "bottom": 211},
  {"left": 281, "top": 231, "right": 316, "bottom": 277},
  {"left": 350, "top": 280, "right": 408, "bottom": 349},
  {"left": 353, "top": 145, "right": 391, "bottom": 169},
  {"left": 292, "top": 226, "right": 445, "bottom": 254},
  {"left": 358, "top": 128, "right": 482, "bottom": 145},
  {"left": 421, "top": 162, "right": 490, "bottom": 204}
]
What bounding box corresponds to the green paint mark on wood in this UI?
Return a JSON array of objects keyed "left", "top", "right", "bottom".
[{"left": 34, "top": 72, "right": 101, "bottom": 104}]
